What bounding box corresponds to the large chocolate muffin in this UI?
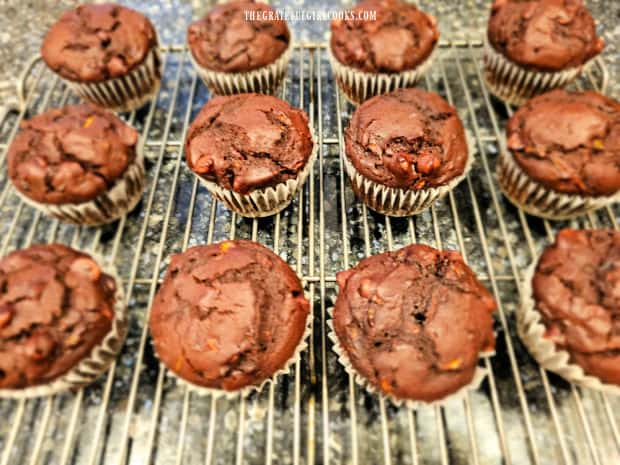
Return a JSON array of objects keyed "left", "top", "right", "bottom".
[
  {"left": 330, "top": 0, "right": 438, "bottom": 73},
  {"left": 532, "top": 229, "right": 620, "bottom": 386},
  {"left": 487, "top": 0, "right": 603, "bottom": 72},
  {"left": 345, "top": 88, "right": 468, "bottom": 190},
  {"left": 333, "top": 244, "right": 496, "bottom": 402},
  {"left": 187, "top": 1, "right": 290, "bottom": 73},
  {"left": 149, "top": 240, "right": 309, "bottom": 391},
  {"left": 185, "top": 93, "right": 313, "bottom": 195},
  {"left": 0, "top": 244, "right": 117, "bottom": 389},
  {"left": 506, "top": 90, "right": 620, "bottom": 197},
  {"left": 7, "top": 104, "right": 139, "bottom": 205},
  {"left": 41, "top": 3, "right": 158, "bottom": 83}
]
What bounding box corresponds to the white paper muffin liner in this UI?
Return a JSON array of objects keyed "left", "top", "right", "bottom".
[
  {"left": 158, "top": 293, "right": 313, "bottom": 400},
  {"left": 193, "top": 127, "right": 318, "bottom": 218},
  {"left": 482, "top": 39, "right": 594, "bottom": 107},
  {"left": 327, "top": 308, "right": 492, "bottom": 409},
  {"left": 517, "top": 262, "right": 620, "bottom": 395},
  {"left": 327, "top": 42, "right": 437, "bottom": 105},
  {"left": 13, "top": 141, "right": 146, "bottom": 226},
  {"left": 496, "top": 149, "right": 620, "bottom": 220},
  {"left": 0, "top": 252, "right": 128, "bottom": 399},
  {"left": 343, "top": 130, "right": 475, "bottom": 217},
  {"left": 189, "top": 38, "right": 292, "bottom": 96},
  {"left": 60, "top": 46, "right": 162, "bottom": 113}
]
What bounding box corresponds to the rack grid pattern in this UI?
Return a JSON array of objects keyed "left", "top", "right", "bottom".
[{"left": 0, "top": 40, "right": 619, "bottom": 465}]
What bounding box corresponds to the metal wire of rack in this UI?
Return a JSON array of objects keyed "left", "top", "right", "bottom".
[{"left": 0, "top": 39, "right": 619, "bottom": 465}]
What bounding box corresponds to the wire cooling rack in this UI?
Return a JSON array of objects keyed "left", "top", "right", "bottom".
[{"left": 0, "top": 39, "right": 619, "bottom": 465}]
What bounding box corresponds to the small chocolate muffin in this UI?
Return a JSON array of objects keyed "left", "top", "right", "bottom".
[
  {"left": 149, "top": 240, "right": 309, "bottom": 391},
  {"left": 8, "top": 104, "right": 139, "bottom": 205},
  {"left": 330, "top": 0, "right": 438, "bottom": 74},
  {"left": 532, "top": 229, "right": 620, "bottom": 386},
  {"left": 505, "top": 90, "right": 620, "bottom": 197},
  {"left": 188, "top": 1, "right": 290, "bottom": 73},
  {"left": 333, "top": 244, "right": 496, "bottom": 402},
  {"left": 487, "top": 0, "right": 604, "bottom": 72},
  {"left": 0, "top": 244, "right": 117, "bottom": 390},
  {"left": 345, "top": 87, "right": 468, "bottom": 190},
  {"left": 185, "top": 93, "right": 313, "bottom": 194},
  {"left": 41, "top": 3, "right": 158, "bottom": 83}
]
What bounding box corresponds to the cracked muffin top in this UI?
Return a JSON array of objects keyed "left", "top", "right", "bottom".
[
  {"left": 41, "top": 3, "right": 158, "bottom": 83},
  {"left": 187, "top": 1, "right": 290, "bottom": 73},
  {"left": 330, "top": 0, "right": 438, "bottom": 73},
  {"left": 487, "top": 0, "right": 603, "bottom": 72},
  {"left": 185, "top": 93, "right": 313, "bottom": 194},
  {"left": 334, "top": 244, "right": 496, "bottom": 402},
  {"left": 506, "top": 90, "right": 620, "bottom": 197},
  {"left": 533, "top": 229, "right": 620, "bottom": 386},
  {"left": 0, "top": 244, "right": 117, "bottom": 389},
  {"left": 149, "top": 240, "right": 309, "bottom": 391},
  {"left": 345, "top": 88, "right": 468, "bottom": 190},
  {"left": 7, "top": 104, "right": 139, "bottom": 205}
]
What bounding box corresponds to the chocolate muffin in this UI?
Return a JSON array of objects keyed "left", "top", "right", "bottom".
[
  {"left": 0, "top": 244, "right": 121, "bottom": 392},
  {"left": 185, "top": 93, "right": 315, "bottom": 217},
  {"left": 344, "top": 88, "right": 470, "bottom": 216},
  {"left": 7, "top": 104, "right": 144, "bottom": 225},
  {"left": 41, "top": 4, "right": 161, "bottom": 111},
  {"left": 333, "top": 244, "right": 496, "bottom": 402},
  {"left": 187, "top": 1, "right": 291, "bottom": 95},
  {"left": 329, "top": 0, "right": 439, "bottom": 103},
  {"left": 149, "top": 240, "right": 309, "bottom": 392},
  {"left": 484, "top": 0, "right": 604, "bottom": 105},
  {"left": 529, "top": 229, "right": 620, "bottom": 386},
  {"left": 497, "top": 90, "right": 620, "bottom": 219}
]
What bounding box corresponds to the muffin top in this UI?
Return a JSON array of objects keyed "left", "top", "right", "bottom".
[
  {"left": 506, "top": 90, "right": 620, "bottom": 197},
  {"left": 487, "top": 0, "right": 604, "bottom": 72},
  {"left": 149, "top": 240, "right": 309, "bottom": 391},
  {"left": 0, "top": 244, "right": 117, "bottom": 389},
  {"left": 330, "top": 0, "right": 438, "bottom": 73},
  {"left": 185, "top": 93, "right": 313, "bottom": 194},
  {"left": 345, "top": 88, "right": 468, "bottom": 190},
  {"left": 533, "top": 229, "right": 620, "bottom": 386},
  {"left": 334, "top": 244, "right": 496, "bottom": 402},
  {"left": 41, "top": 4, "right": 158, "bottom": 83},
  {"left": 187, "top": 1, "right": 290, "bottom": 73},
  {"left": 7, "top": 104, "right": 139, "bottom": 205}
]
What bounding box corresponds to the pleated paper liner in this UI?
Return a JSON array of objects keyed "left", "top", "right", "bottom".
[
  {"left": 189, "top": 38, "right": 292, "bottom": 96},
  {"left": 192, "top": 127, "right": 318, "bottom": 218},
  {"left": 0, "top": 252, "right": 128, "bottom": 399},
  {"left": 496, "top": 149, "right": 620, "bottom": 220},
  {"left": 326, "top": 308, "right": 494, "bottom": 409},
  {"left": 327, "top": 42, "right": 437, "bottom": 105},
  {"left": 12, "top": 140, "right": 145, "bottom": 226},
  {"left": 482, "top": 39, "right": 595, "bottom": 107},
  {"left": 517, "top": 261, "right": 620, "bottom": 396},
  {"left": 156, "top": 294, "right": 313, "bottom": 400},
  {"left": 342, "top": 130, "right": 475, "bottom": 217},
  {"left": 63, "top": 46, "right": 162, "bottom": 113}
]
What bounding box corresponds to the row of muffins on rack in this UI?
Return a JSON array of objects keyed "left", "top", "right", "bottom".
[
  {"left": 2, "top": 230, "right": 618, "bottom": 401},
  {"left": 38, "top": 0, "right": 605, "bottom": 111}
]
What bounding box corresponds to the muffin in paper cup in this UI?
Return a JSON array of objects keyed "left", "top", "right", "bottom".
[
  {"left": 0, "top": 246, "right": 128, "bottom": 399},
  {"left": 328, "top": 45, "right": 437, "bottom": 106},
  {"left": 517, "top": 256, "right": 620, "bottom": 396},
  {"left": 185, "top": 94, "right": 316, "bottom": 218},
  {"left": 329, "top": 243, "right": 497, "bottom": 408},
  {"left": 149, "top": 241, "right": 311, "bottom": 399},
  {"left": 483, "top": 0, "right": 604, "bottom": 107},
  {"left": 496, "top": 149, "right": 619, "bottom": 220},
  {"left": 41, "top": 4, "right": 162, "bottom": 113},
  {"left": 187, "top": 1, "right": 293, "bottom": 96}
]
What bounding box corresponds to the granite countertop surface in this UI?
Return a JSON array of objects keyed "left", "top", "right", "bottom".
[{"left": 0, "top": 0, "right": 619, "bottom": 100}]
